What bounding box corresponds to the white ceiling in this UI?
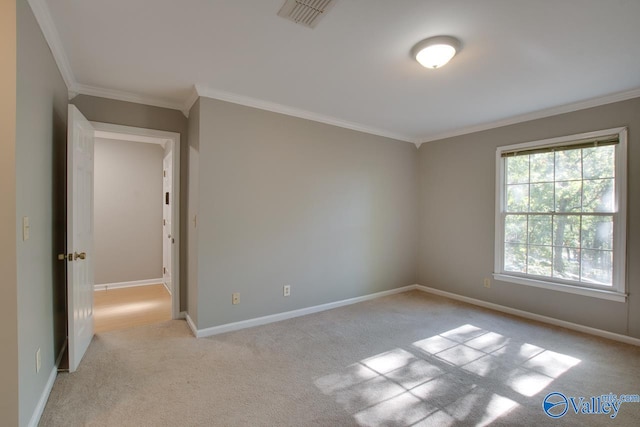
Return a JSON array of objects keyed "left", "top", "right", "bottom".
[{"left": 35, "top": 0, "right": 640, "bottom": 144}]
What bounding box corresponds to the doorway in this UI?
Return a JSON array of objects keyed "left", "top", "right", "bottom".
[{"left": 91, "top": 122, "right": 180, "bottom": 331}]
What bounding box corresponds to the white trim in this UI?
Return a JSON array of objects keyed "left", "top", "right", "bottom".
[
  {"left": 615, "top": 128, "right": 628, "bottom": 295},
  {"left": 414, "top": 285, "right": 640, "bottom": 347},
  {"left": 494, "top": 127, "right": 628, "bottom": 298},
  {"left": 89, "top": 122, "right": 181, "bottom": 320},
  {"left": 493, "top": 273, "right": 627, "bottom": 302},
  {"left": 27, "top": 0, "right": 76, "bottom": 93},
  {"left": 195, "top": 85, "right": 417, "bottom": 144},
  {"left": 91, "top": 122, "right": 179, "bottom": 143},
  {"left": 163, "top": 281, "right": 172, "bottom": 295},
  {"left": 188, "top": 285, "right": 415, "bottom": 338},
  {"left": 418, "top": 88, "right": 640, "bottom": 144},
  {"left": 23, "top": 0, "right": 640, "bottom": 146},
  {"left": 74, "top": 83, "right": 185, "bottom": 112},
  {"left": 94, "top": 278, "right": 164, "bottom": 291},
  {"left": 27, "top": 340, "right": 67, "bottom": 427},
  {"left": 94, "top": 130, "right": 171, "bottom": 148},
  {"left": 497, "top": 126, "right": 627, "bottom": 153},
  {"left": 27, "top": 365, "right": 57, "bottom": 427},
  {"left": 185, "top": 284, "right": 640, "bottom": 346},
  {"left": 185, "top": 312, "right": 198, "bottom": 336},
  {"left": 182, "top": 86, "right": 200, "bottom": 117}
]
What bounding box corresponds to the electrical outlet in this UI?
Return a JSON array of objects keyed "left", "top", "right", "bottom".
[
  {"left": 483, "top": 278, "right": 491, "bottom": 289},
  {"left": 36, "top": 348, "right": 41, "bottom": 373},
  {"left": 232, "top": 292, "right": 240, "bottom": 305},
  {"left": 283, "top": 285, "right": 291, "bottom": 297}
]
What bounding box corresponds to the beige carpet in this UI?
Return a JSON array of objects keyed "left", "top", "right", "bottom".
[{"left": 40, "top": 291, "right": 640, "bottom": 426}]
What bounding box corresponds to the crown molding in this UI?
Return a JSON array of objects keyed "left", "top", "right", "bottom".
[
  {"left": 417, "top": 87, "right": 640, "bottom": 145},
  {"left": 194, "top": 85, "right": 417, "bottom": 144},
  {"left": 181, "top": 86, "right": 200, "bottom": 117},
  {"left": 28, "top": 0, "right": 77, "bottom": 93},
  {"left": 73, "top": 83, "right": 185, "bottom": 112},
  {"left": 28, "top": 0, "right": 639, "bottom": 146}
]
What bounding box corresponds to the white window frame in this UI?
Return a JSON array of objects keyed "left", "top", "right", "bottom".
[{"left": 494, "top": 127, "right": 627, "bottom": 302}]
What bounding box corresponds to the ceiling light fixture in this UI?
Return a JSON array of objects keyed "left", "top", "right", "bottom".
[{"left": 412, "top": 36, "right": 461, "bottom": 69}]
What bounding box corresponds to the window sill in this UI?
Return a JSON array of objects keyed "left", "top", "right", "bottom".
[{"left": 493, "top": 273, "right": 627, "bottom": 303}]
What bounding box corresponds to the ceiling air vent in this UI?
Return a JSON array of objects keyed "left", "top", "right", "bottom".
[{"left": 277, "top": 0, "right": 336, "bottom": 29}]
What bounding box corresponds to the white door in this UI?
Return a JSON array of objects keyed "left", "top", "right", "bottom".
[
  {"left": 162, "top": 149, "right": 172, "bottom": 291},
  {"left": 67, "top": 105, "right": 95, "bottom": 372}
]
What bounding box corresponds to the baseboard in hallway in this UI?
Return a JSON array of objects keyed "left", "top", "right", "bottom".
[{"left": 94, "top": 283, "right": 171, "bottom": 333}]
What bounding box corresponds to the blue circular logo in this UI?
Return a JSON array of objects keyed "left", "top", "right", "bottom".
[{"left": 543, "top": 392, "right": 569, "bottom": 418}]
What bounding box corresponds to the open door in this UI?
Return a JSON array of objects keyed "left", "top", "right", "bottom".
[
  {"left": 162, "top": 147, "right": 173, "bottom": 293},
  {"left": 66, "top": 105, "right": 95, "bottom": 372}
]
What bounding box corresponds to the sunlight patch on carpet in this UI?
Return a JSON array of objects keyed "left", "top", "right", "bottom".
[{"left": 313, "top": 323, "right": 585, "bottom": 425}]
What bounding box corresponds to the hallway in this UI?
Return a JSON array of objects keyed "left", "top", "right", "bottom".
[{"left": 94, "top": 284, "right": 171, "bottom": 333}]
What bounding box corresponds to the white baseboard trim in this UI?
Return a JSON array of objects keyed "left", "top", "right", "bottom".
[
  {"left": 94, "top": 278, "right": 164, "bottom": 291},
  {"left": 28, "top": 340, "right": 67, "bottom": 427},
  {"left": 414, "top": 284, "right": 640, "bottom": 347},
  {"left": 27, "top": 366, "right": 57, "bottom": 427},
  {"left": 189, "top": 285, "right": 415, "bottom": 338},
  {"left": 162, "top": 281, "right": 172, "bottom": 295},
  {"left": 185, "top": 312, "right": 198, "bottom": 337}
]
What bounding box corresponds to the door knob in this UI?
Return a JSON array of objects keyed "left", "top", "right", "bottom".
[{"left": 74, "top": 252, "right": 86, "bottom": 260}]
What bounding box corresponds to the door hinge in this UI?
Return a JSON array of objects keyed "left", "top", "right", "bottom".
[
  {"left": 57, "top": 253, "right": 73, "bottom": 262},
  {"left": 163, "top": 170, "right": 166, "bottom": 177}
]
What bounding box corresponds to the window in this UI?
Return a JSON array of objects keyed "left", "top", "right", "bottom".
[{"left": 494, "top": 128, "right": 627, "bottom": 302}]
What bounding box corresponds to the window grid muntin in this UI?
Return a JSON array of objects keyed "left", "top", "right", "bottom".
[{"left": 503, "top": 143, "right": 616, "bottom": 288}]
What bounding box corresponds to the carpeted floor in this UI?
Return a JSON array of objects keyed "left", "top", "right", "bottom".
[{"left": 40, "top": 290, "right": 640, "bottom": 426}]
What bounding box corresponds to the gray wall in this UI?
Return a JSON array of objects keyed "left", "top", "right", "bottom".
[
  {"left": 94, "top": 138, "right": 163, "bottom": 284},
  {"left": 189, "top": 97, "right": 419, "bottom": 329},
  {"left": 15, "top": 0, "right": 69, "bottom": 425},
  {"left": 187, "top": 99, "right": 200, "bottom": 324},
  {"left": 71, "top": 95, "right": 188, "bottom": 310},
  {"left": 0, "top": 0, "right": 18, "bottom": 424},
  {"left": 418, "top": 97, "right": 640, "bottom": 339}
]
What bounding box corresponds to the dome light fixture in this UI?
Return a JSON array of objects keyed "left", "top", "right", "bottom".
[{"left": 412, "top": 36, "right": 461, "bottom": 69}]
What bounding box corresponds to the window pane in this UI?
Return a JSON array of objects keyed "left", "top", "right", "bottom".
[
  {"left": 553, "top": 246, "right": 580, "bottom": 281},
  {"left": 555, "top": 181, "right": 581, "bottom": 212},
  {"left": 506, "top": 156, "right": 529, "bottom": 184},
  {"left": 581, "top": 249, "right": 612, "bottom": 286},
  {"left": 530, "top": 183, "right": 554, "bottom": 212},
  {"left": 555, "top": 150, "right": 581, "bottom": 181},
  {"left": 499, "top": 130, "right": 624, "bottom": 292},
  {"left": 528, "top": 215, "right": 552, "bottom": 246},
  {"left": 582, "top": 179, "right": 614, "bottom": 212},
  {"left": 505, "top": 243, "right": 527, "bottom": 273},
  {"left": 507, "top": 184, "right": 529, "bottom": 212},
  {"left": 505, "top": 215, "right": 527, "bottom": 243},
  {"left": 583, "top": 146, "right": 614, "bottom": 179},
  {"left": 530, "top": 152, "right": 554, "bottom": 183},
  {"left": 552, "top": 215, "right": 580, "bottom": 248},
  {"left": 528, "top": 245, "right": 552, "bottom": 277},
  {"left": 581, "top": 216, "right": 613, "bottom": 250}
]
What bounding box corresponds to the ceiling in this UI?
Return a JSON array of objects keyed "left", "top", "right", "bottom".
[{"left": 34, "top": 0, "right": 640, "bottom": 144}]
